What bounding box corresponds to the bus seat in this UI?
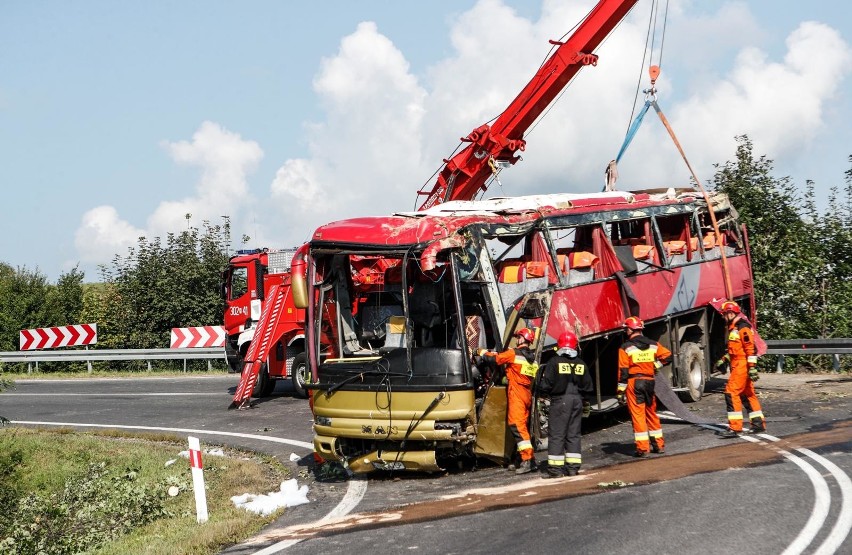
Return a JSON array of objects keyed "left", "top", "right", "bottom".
[
  {"left": 360, "top": 303, "right": 404, "bottom": 342},
  {"left": 498, "top": 260, "right": 525, "bottom": 283},
  {"left": 382, "top": 316, "right": 407, "bottom": 351},
  {"left": 567, "top": 251, "right": 598, "bottom": 284},
  {"left": 523, "top": 261, "right": 549, "bottom": 293},
  {"left": 664, "top": 240, "right": 687, "bottom": 266},
  {"left": 632, "top": 245, "right": 656, "bottom": 272},
  {"left": 453, "top": 315, "right": 487, "bottom": 352}
]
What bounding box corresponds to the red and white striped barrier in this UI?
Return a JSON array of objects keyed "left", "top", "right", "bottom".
[
  {"left": 170, "top": 326, "right": 226, "bottom": 348},
  {"left": 19, "top": 323, "right": 97, "bottom": 351},
  {"left": 188, "top": 436, "right": 208, "bottom": 524}
]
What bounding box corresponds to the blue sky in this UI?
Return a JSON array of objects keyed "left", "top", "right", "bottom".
[{"left": 2, "top": 0, "right": 850, "bottom": 282}]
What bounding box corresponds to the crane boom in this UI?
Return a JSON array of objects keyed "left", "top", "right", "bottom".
[{"left": 417, "top": 0, "right": 639, "bottom": 210}]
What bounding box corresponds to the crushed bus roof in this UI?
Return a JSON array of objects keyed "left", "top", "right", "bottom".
[{"left": 311, "top": 188, "right": 704, "bottom": 246}]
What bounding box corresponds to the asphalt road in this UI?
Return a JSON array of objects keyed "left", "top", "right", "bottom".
[{"left": 3, "top": 372, "right": 851, "bottom": 555}]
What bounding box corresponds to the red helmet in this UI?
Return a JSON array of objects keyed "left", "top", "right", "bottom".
[
  {"left": 721, "top": 300, "right": 740, "bottom": 314},
  {"left": 624, "top": 316, "right": 644, "bottom": 331},
  {"left": 515, "top": 327, "right": 535, "bottom": 343},
  {"left": 557, "top": 331, "right": 578, "bottom": 350}
]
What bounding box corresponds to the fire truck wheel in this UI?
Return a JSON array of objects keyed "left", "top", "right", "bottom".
[
  {"left": 252, "top": 363, "right": 275, "bottom": 398},
  {"left": 677, "top": 342, "right": 706, "bottom": 403},
  {"left": 291, "top": 353, "right": 309, "bottom": 399}
]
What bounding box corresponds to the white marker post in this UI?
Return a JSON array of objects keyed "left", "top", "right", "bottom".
[{"left": 188, "top": 436, "right": 209, "bottom": 524}]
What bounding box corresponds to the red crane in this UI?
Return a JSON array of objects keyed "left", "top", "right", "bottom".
[{"left": 417, "top": 0, "right": 639, "bottom": 210}]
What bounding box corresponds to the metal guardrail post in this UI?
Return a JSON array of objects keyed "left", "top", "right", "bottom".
[
  {"left": 776, "top": 354, "right": 784, "bottom": 374},
  {"left": 833, "top": 354, "right": 840, "bottom": 373}
]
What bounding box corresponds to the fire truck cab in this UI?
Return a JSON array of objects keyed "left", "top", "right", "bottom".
[{"left": 221, "top": 248, "right": 310, "bottom": 398}]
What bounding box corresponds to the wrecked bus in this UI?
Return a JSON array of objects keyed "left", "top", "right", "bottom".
[{"left": 291, "top": 189, "right": 757, "bottom": 473}]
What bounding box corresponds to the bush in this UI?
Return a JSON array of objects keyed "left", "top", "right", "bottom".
[{"left": 0, "top": 462, "right": 172, "bottom": 555}]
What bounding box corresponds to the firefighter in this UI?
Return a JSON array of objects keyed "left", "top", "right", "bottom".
[
  {"left": 617, "top": 317, "right": 672, "bottom": 457},
  {"left": 538, "top": 330, "right": 593, "bottom": 477},
  {"left": 717, "top": 300, "right": 766, "bottom": 437},
  {"left": 478, "top": 327, "right": 538, "bottom": 474}
]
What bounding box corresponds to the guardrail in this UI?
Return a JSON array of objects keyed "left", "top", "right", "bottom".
[
  {"left": 764, "top": 339, "right": 852, "bottom": 373},
  {"left": 0, "top": 348, "right": 227, "bottom": 373}
]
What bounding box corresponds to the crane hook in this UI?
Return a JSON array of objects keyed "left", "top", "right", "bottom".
[{"left": 643, "top": 65, "right": 660, "bottom": 101}]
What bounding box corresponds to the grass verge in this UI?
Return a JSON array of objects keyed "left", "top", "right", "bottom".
[{"left": 0, "top": 427, "right": 291, "bottom": 555}]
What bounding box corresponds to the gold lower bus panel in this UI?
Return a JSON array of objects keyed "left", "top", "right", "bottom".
[{"left": 312, "top": 388, "right": 487, "bottom": 473}]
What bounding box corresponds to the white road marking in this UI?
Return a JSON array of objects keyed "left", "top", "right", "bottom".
[
  {"left": 250, "top": 479, "right": 369, "bottom": 555},
  {"left": 10, "top": 419, "right": 369, "bottom": 554},
  {"left": 797, "top": 448, "right": 852, "bottom": 555},
  {"left": 752, "top": 433, "right": 852, "bottom": 555},
  {"left": 666, "top": 419, "right": 848, "bottom": 554},
  {"left": 13, "top": 421, "right": 314, "bottom": 450}
]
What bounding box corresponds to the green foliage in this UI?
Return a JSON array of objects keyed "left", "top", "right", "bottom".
[
  {"left": 0, "top": 219, "right": 229, "bottom": 358},
  {"left": 713, "top": 137, "right": 852, "bottom": 349},
  {"left": 97, "top": 219, "right": 230, "bottom": 350},
  {"left": 0, "top": 264, "right": 86, "bottom": 361},
  {"left": 0, "top": 429, "right": 286, "bottom": 555},
  {"left": 0, "top": 264, "right": 50, "bottom": 352},
  {"left": 0, "top": 462, "right": 172, "bottom": 555},
  {"left": 0, "top": 447, "right": 23, "bottom": 533}
]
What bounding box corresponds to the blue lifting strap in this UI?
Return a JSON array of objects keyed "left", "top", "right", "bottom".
[{"left": 616, "top": 100, "right": 652, "bottom": 164}]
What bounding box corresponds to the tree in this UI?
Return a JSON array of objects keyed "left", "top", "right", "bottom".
[
  {"left": 713, "top": 136, "right": 824, "bottom": 339},
  {"left": 0, "top": 264, "right": 51, "bottom": 352},
  {"left": 98, "top": 219, "right": 230, "bottom": 350}
]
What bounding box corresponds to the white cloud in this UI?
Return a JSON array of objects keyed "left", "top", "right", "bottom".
[
  {"left": 269, "top": 21, "right": 428, "bottom": 226},
  {"left": 74, "top": 121, "right": 263, "bottom": 265},
  {"left": 74, "top": 206, "right": 145, "bottom": 264},
  {"left": 74, "top": 1, "right": 852, "bottom": 267},
  {"left": 658, "top": 20, "right": 852, "bottom": 186}
]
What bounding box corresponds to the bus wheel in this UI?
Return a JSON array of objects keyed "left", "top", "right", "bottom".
[
  {"left": 291, "top": 353, "right": 309, "bottom": 399},
  {"left": 677, "top": 342, "right": 706, "bottom": 402}
]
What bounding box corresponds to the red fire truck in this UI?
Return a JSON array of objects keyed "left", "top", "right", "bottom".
[
  {"left": 221, "top": 248, "right": 310, "bottom": 398},
  {"left": 286, "top": 0, "right": 760, "bottom": 473}
]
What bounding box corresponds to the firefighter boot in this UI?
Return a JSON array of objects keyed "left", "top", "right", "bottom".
[
  {"left": 750, "top": 420, "right": 766, "bottom": 433},
  {"left": 718, "top": 428, "right": 740, "bottom": 439},
  {"left": 566, "top": 464, "right": 580, "bottom": 477},
  {"left": 542, "top": 465, "right": 564, "bottom": 479},
  {"left": 515, "top": 459, "right": 533, "bottom": 475},
  {"left": 651, "top": 441, "right": 665, "bottom": 455}
]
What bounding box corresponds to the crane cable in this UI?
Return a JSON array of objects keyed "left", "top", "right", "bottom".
[
  {"left": 609, "top": 0, "right": 733, "bottom": 300},
  {"left": 647, "top": 87, "right": 734, "bottom": 301}
]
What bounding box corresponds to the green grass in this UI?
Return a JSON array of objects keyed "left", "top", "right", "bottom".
[{"left": 0, "top": 427, "right": 292, "bottom": 555}]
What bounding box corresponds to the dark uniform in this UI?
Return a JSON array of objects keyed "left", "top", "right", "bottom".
[{"left": 538, "top": 350, "right": 593, "bottom": 476}]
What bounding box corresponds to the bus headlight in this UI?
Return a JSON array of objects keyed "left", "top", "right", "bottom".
[{"left": 315, "top": 416, "right": 332, "bottom": 427}]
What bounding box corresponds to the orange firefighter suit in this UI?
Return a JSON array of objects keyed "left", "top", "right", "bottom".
[
  {"left": 484, "top": 347, "right": 537, "bottom": 462},
  {"left": 617, "top": 336, "right": 672, "bottom": 455},
  {"left": 724, "top": 316, "right": 765, "bottom": 432}
]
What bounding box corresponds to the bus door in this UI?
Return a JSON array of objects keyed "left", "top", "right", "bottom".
[{"left": 474, "top": 290, "right": 553, "bottom": 462}]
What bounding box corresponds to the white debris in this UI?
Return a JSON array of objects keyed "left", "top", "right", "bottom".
[
  {"left": 178, "top": 448, "right": 226, "bottom": 459},
  {"left": 164, "top": 459, "right": 177, "bottom": 467},
  {"left": 289, "top": 453, "right": 301, "bottom": 462},
  {"left": 231, "top": 479, "right": 310, "bottom": 516}
]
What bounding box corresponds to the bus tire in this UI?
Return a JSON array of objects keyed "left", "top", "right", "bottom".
[
  {"left": 291, "top": 353, "right": 309, "bottom": 399},
  {"left": 677, "top": 342, "right": 706, "bottom": 402}
]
